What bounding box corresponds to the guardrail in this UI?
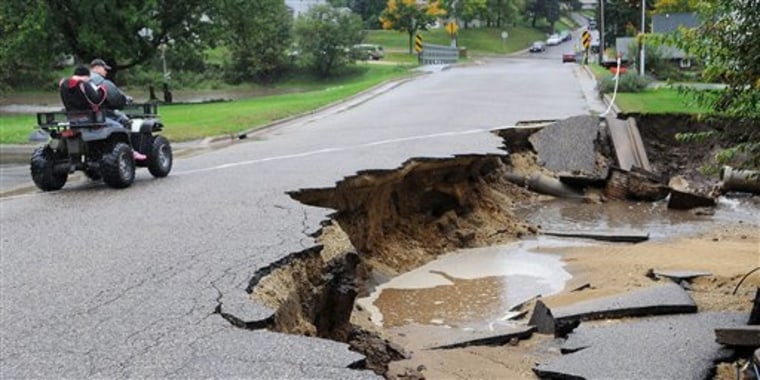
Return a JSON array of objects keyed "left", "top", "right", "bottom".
[{"left": 420, "top": 43, "right": 459, "bottom": 65}]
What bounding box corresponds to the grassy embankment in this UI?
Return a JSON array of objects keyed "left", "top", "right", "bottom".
[{"left": 589, "top": 64, "right": 712, "bottom": 114}]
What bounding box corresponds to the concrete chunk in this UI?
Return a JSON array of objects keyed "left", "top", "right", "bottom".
[
  {"left": 528, "top": 115, "right": 603, "bottom": 176},
  {"left": 668, "top": 189, "right": 717, "bottom": 210},
  {"left": 529, "top": 283, "right": 697, "bottom": 335},
  {"left": 715, "top": 326, "right": 760, "bottom": 346},
  {"left": 652, "top": 269, "right": 712, "bottom": 282},
  {"left": 390, "top": 323, "right": 535, "bottom": 350},
  {"left": 534, "top": 312, "right": 747, "bottom": 380}
]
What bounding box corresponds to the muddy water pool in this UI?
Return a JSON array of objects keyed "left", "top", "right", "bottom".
[{"left": 357, "top": 195, "right": 759, "bottom": 341}]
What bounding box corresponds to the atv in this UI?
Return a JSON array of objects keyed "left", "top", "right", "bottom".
[{"left": 31, "top": 103, "right": 172, "bottom": 191}]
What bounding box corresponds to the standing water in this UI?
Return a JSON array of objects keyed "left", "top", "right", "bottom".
[{"left": 356, "top": 238, "right": 576, "bottom": 330}]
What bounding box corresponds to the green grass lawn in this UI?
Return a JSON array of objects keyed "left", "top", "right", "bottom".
[
  {"left": 0, "top": 64, "right": 414, "bottom": 144},
  {"left": 366, "top": 26, "right": 546, "bottom": 55},
  {"left": 615, "top": 88, "right": 712, "bottom": 114}
]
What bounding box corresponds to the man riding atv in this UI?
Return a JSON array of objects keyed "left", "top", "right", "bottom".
[{"left": 30, "top": 64, "right": 172, "bottom": 191}]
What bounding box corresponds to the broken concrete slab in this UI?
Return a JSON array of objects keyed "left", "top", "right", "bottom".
[
  {"left": 534, "top": 312, "right": 747, "bottom": 380},
  {"left": 543, "top": 230, "right": 649, "bottom": 243},
  {"left": 389, "top": 323, "right": 535, "bottom": 350},
  {"left": 528, "top": 115, "right": 605, "bottom": 176},
  {"left": 667, "top": 189, "right": 717, "bottom": 210},
  {"left": 652, "top": 269, "right": 712, "bottom": 282},
  {"left": 529, "top": 283, "right": 697, "bottom": 335},
  {"left": 605, "top": 116, "right": 652, "bottom": 172},
  {"left": 715, "top": 325, "right": 760, "bottom": 346}
]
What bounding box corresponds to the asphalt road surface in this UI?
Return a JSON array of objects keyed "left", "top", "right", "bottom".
[{"left": 1, "top": 54, "right": 602, "bottom": 378}]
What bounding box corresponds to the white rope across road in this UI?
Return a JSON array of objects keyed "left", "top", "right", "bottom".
[{"left": 600, "top": 56, "right": 622, "bottom": 117}]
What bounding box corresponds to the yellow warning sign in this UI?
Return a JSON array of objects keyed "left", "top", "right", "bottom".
[
  {"left": 582, "top": 30, "right": 591, "bottom": 50},
  {"left": 415, "top": 33, "right": 423, "bottom": 53},
  {"left": 445, "top": 21, "right": 458, "bottom": 37}
]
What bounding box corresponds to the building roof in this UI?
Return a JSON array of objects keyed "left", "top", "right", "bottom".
[
  {"left": 616, "top": 36, "right": 688, "bottom": 60},
  {"left": 652, "top": 12, "right": 699, "bottom": 33}
]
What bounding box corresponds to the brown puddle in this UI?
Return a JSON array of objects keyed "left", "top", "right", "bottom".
[{"left": 357, "top": 239, "right": 575, "bottom": 330}]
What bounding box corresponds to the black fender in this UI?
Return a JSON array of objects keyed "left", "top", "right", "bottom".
[
  {"left": 81, "top": 126, "right": 130, "bottom": 143},
  {"left": 140, "top": 119, "right": 163, "bottom": 133}
]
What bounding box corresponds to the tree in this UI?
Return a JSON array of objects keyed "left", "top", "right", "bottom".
[
  {"left": 599, "top": 0, "right": 641, "bottom": 46},
  {"left": 466, "top": 0, "right": 522, "bottom": 28},
  {"left": 0, "top": 0, "right": 65, "bottom": 89},
  {"left": 380, "top": 0, "right": 446, "bottom": 54},
  {"left": 651, "top": 0, "right": 694, "bottom": 13},
  {"left": 460, "top": 0, "right": 488, "bottom": 28},
  {"left": 673, "top": 0, "right": 759, "bottom": 167},
  {"left": 673, "top": 0, "right": 760, "bottom": 119},
  {"left": 349, "top": 0, "right": 387, "bottom": 28},
  {"left": 527, "top": 0, "right": 558, "bottom": 30},
  {"left": 545, "top": 0, "right": 560, "bottom": 32},
  {"left": 294, "top": 4, "right": 365, "bottom": 77},
  {"left": 0, "top": 0, "right": 213, "bottom": 86},
  {"left": 217, "top": 0, "right": 292, "bottom": 83}
]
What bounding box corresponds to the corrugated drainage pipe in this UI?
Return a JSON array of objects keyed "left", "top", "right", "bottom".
[
  {"left": 720, "top": 166, "right": 760, "bottom": 194},
  {"left": 505, "top": 172, "right": 585, "bottom": 199}
]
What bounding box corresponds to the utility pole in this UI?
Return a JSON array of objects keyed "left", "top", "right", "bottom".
[
  {"left": 640, "top": 0, "right": 646, "bottom": 75},
  {"left": 599, "top": 0, "right": 605, "bottom": 64}
]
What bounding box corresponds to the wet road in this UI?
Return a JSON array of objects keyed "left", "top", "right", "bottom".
[{"left": 0, "top": 56, "right": 598, "bottom": 377}]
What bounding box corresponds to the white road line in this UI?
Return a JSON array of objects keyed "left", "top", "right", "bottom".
[{"left": 174, "top": 127, "right": 510, "bottom": 176}]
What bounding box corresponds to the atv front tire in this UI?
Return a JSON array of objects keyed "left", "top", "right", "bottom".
[
  {"left": 101, "top": 142, "right": 135, "bottom": 188},
  {"left": 147, "top": 135, "right": 172, "bottom": 178},
  {"left": 30, "top": 146, "right": 67, "bottom": 191}
]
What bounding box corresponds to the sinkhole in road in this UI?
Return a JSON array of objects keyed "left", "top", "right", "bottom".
[
  {"left": 229, "top": 114, "right": 760, "bottom": 378},
  {"left": 246, "top": 153, "right": 545, "bottom": 375}
]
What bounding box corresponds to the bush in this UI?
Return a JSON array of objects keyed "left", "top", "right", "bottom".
[{"left": 598, "top": 72, "right": 653, "bottom": 93}]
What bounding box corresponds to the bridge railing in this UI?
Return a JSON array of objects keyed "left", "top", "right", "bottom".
[{"left": 420, "top": 43, "right": 459, "bottom": 65}]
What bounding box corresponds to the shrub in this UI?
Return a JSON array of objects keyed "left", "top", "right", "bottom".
[{"left": 598, "top": 72, "right": 653, "bottom": 93}]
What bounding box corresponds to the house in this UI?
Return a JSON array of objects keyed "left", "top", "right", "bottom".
[
  {"left": 285, "top": 0, "right": 326, "bottom": 18},
  {"left": 616, "top": 12, "right": 698, "bottom": 68},
  {"left": 651, "top": 12, "right": 699, "bottom": 67}
]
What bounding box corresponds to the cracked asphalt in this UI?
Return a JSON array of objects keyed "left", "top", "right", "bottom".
[{"left": 1, "top": 54, "right": 600, "bottom": 377}]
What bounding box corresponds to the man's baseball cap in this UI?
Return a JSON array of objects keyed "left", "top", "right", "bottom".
[{"left": 90, "top": 58, "right": 112, "bottom": 70}]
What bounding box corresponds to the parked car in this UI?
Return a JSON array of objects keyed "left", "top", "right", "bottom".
[
  {"left": 351, "top": 44, "right": 384, "bottom": 60},
  {"left": 559, "top": 30, "right": 572, "bottom": 42},
  {"left": 546, "top": 34, "right": 562, "bottom": 46},
  {"left": 562, "top": 52, "right": 577, "bottom": 63},
  {"left": 529, "top": 41, "right": 546, "bottom": 53}
]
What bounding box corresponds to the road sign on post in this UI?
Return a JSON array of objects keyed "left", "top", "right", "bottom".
[
  {"left": 581, "top": 30, "right": 591, "bottom": 50},
  {"left": 581, "top": 30, "right": 591, "bottom": 65},
  {"left": 415, "top": 33, "right": 423, "bottom": 54}
]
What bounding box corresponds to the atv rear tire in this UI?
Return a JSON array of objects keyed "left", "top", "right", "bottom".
[
  {"left": 101, "top": 142, "right": 135, "bottom": 189},
  {"left": 30, "top": 146, "right": 67, "bottom": 191},
  {"left": 147, "top": 135, "right": 172, "bottom": 178}
]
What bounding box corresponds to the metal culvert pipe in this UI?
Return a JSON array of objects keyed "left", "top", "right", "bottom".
[
  {"left": 505, "top": 172, "right": 585, "bottom": 199},
  {"left": 720, "top": 166, "right": 760, "bottom": 194}
]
